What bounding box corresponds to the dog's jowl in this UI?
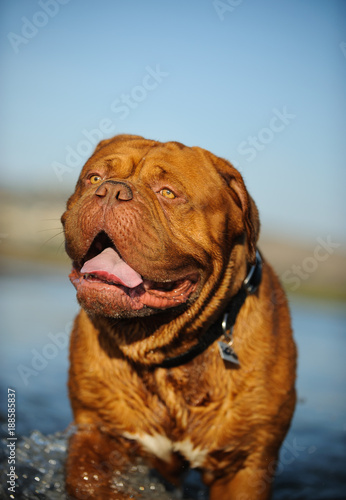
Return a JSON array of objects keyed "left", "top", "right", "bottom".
[{"left": 62, "top": 134, "right": 296, "bottom": 500}]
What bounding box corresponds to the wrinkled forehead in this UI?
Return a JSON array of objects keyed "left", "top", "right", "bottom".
[
  {"left": 141, "top": 144, "right": 220, "bottom": 184},
  {"left": 80, "top": 140, "right": 149, "bottom": 177},
  {"left": 81, "top": 140, "right": 222, "bottom": 188}
]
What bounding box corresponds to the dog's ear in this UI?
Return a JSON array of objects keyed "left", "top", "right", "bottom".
[
  {"left": 207, "top": 153, "right": 260, "bottom": 264},
  {"left": 229, "top": 171, "right": 260, "bottom": 265}
]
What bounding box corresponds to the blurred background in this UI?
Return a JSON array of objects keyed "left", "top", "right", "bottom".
[{"left": 0, "top": 0, "right": 345, "bottom": 498}]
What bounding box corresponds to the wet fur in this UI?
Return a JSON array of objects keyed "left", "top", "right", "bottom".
[{"left": 63, "top": 135, "right": 296, "bottom": 499}]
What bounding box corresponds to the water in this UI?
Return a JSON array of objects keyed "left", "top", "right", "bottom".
[{"left": 1, "top": 265, "right": 345, "bottom": 498}]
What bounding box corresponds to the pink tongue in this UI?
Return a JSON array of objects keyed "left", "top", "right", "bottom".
[{"left": 80, "top": 247, "right": 143, "bottom": 288}]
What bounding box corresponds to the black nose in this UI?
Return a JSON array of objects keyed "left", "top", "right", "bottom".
[{"left": 95, "top": 180, "right": 133, "bottom": 204}]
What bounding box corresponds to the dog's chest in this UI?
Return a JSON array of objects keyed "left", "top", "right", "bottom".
[{"left": 120, "top": 365, "right": 227, "bottom": 468}]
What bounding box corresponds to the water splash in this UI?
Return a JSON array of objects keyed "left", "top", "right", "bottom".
[{"left": 0, "top": 429, "right": 206, "bottom": 499}]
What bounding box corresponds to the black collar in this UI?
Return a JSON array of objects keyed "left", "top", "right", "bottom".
[{"left": 157, "top": 250, "right": 262, "bottom": 369}]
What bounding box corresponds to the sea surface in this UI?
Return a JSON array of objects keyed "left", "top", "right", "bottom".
[{"left": 1, "top": 264, "right": 345, "bottom": 499}]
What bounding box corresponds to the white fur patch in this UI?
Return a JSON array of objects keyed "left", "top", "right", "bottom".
[
  {"left": 122, "top": 432, "right": 208, "bottom": 468},
  {"left": 123, "top": 432, "right": 173, "bottom": 462}
]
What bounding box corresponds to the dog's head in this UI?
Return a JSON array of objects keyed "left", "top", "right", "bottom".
[{"left": 62, "top": 134, "right": 259, "bottom": 338}]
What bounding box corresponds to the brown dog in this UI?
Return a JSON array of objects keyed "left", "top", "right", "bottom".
[{"left": 62, "top": 134, "right": 296, "bottom": 499}]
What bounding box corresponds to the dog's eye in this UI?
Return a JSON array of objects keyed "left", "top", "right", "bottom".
[
  {"left": 159, "top": 188, "right": 176, "bottom": 199},
  {"left": 89, "top": 175, "right": 102, "bottom": 185}
]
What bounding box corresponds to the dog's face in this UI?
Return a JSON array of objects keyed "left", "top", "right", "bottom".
[{"left": 62, "top": 134, "right": 259, "bottom": 320}]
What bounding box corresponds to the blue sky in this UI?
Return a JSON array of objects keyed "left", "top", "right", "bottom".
[{"left": 1, "top": 0, "right": 345, "bottom": 244}]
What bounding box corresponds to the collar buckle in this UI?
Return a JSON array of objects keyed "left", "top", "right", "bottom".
[
  {"left": 243, "top": 250, "right": 262, "bottom": 295},
  {"left": 218, "top": 250, "right": 262, "bottom": 366}
]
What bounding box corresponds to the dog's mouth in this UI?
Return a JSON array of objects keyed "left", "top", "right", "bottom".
[{"left": 70, "top": 231, "right": 200, "bottom": 312}]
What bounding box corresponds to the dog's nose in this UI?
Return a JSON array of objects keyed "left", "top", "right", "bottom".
[{"left": 95, "top": 180, "right": 133, "bottom": 203}]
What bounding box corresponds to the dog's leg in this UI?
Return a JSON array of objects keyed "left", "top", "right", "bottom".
[
  {"left": 208, "top": 465, "right": 274, "bottom": 500},
  {"left": 65, "top": 425, "right": 136, "bottom": 500}
]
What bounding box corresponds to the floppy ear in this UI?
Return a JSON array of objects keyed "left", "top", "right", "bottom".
[
  {"left": 229, "top": 171, "right": 260, "bottom": 264},
  {"left": 208, "top": 153, "right": 260, "bottom": 264}
]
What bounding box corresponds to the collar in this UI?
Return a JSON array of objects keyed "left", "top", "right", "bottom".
[{"left": 157, "top": 250, "right": 263, "bottom": 369}]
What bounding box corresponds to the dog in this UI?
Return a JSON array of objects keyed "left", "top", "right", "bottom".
[{"left": 62, "top": 134, "right": 296, "bottom": 499}]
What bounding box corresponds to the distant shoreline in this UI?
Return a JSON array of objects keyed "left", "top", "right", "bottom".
[{"left": 1, "top": 188, "right": 345, "bottom": 302}]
